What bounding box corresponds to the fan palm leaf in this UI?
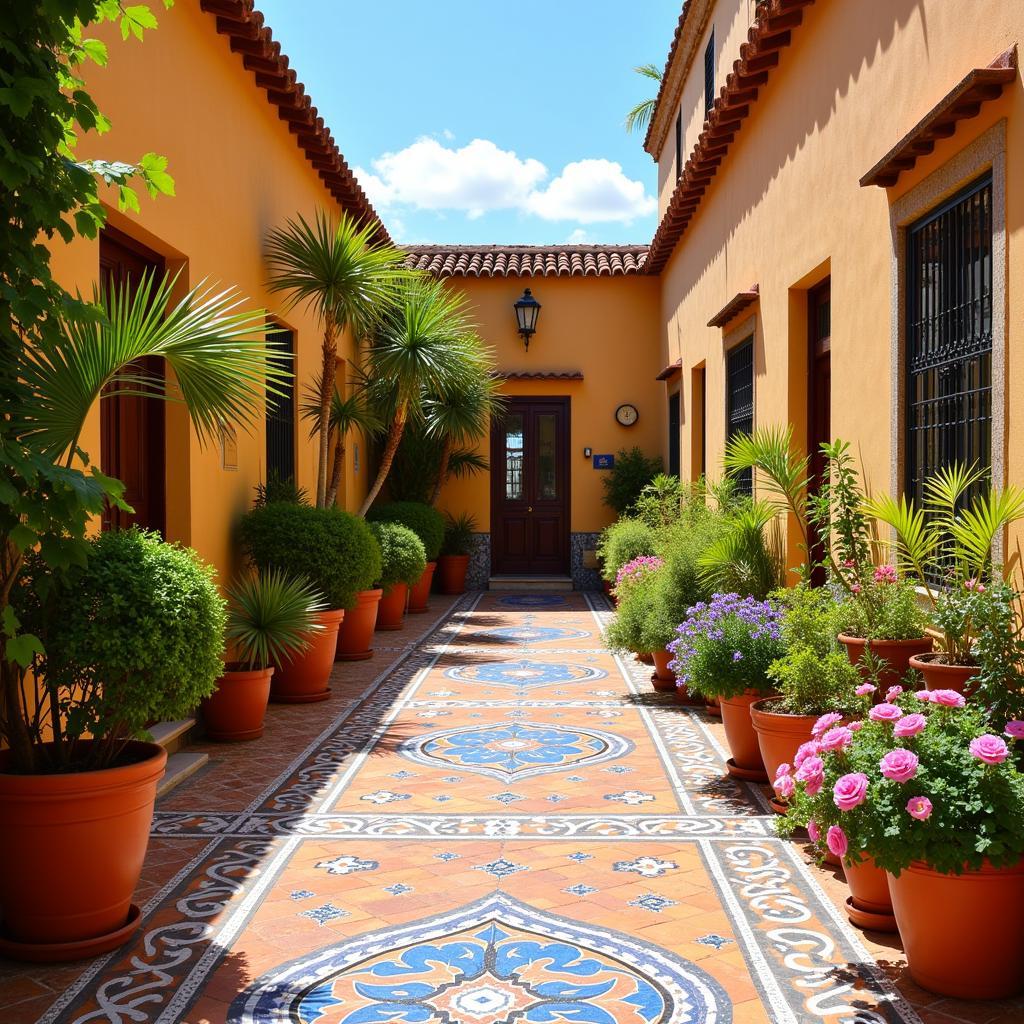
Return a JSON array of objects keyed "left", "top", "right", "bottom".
[
  {"left": 947, "top": 486, "right": 1024, "bottom": 577},
  {"left": 698, "top": 500, "right": 785, "bottom": 599},
  {"left": 861, "top": 493, "right": 940, "bottom": 594}
]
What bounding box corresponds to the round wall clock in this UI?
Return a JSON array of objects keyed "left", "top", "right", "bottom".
[{"left": 615, "top": 403, "right": 639, "bottom": 427}]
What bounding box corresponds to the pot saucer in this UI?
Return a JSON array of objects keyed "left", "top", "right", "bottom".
[
  {"left": 769, "top": 797, "right": 789, "bottom": 815},
  {"left": 0, "top": 903, "right": 141, "bottom": 963},
  {"left": 336, "top": 650, "right": 374, "bottom": 662},
  {"left": 206, "top": 725, "right": 264, "bottom": 742},
  {"left": 845, "top": 896, "right": 898, "bottom": 933},
  {"left": 705, "top": 703, "right": 722, "bottom": 718},
  {"left": 270, "top": 688, "right": 331, "bottom": 704},
  {"left": 725, "top": 757, "right": 768, "bottom": 783}
]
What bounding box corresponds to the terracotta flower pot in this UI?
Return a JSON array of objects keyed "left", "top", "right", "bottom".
[
  {"left": 651, "top": 649, "right": 676, "bottom": 691},
  {"left": 719, "top": 691, "right": 771, "bottom": 781},
  {"left": 837, "top": 634, "right": 934, "bottom": 690},
  {"left": 675, "top": 686, "right": 705, "bottom": 707},
  {"left": 636, "top": 651, "right": 655, "bottom": 666},
  {"left": 437, "top": 554, "right": 470, "bottom": 595},
  {"left": 909, "top": 652, "right": 980, "bottom": 695},
  {"left": 408, "top": 561, "right": 437, "bottom": 613},
  {"left": 0, "top": 740, "right": 166, "bottom": 960},
  {"left": 706, "top": 695, "right": 722, "bottom": 718},
  {"left": 842, "top": 855, "right": 897, "bottom": 932},
  {"left": 376, "top": 583, "right": 408, "bottom": 631},
  {"left": 336, "top": 589, "right": 383, "bottom": 662},
  {"left": 202, "top": 666, "right": 273, "bottom": 741},
  {"left": 750, "top": 696, "right": 818, "bottom": 808},
  {"left": 888, "top": 859, "right": 1024, "bottom": 999},
  {"left": 271, "top": 608, "right": 344, "bottom": 704}
]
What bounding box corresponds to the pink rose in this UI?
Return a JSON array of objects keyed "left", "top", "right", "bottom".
[
  {"left": 880, "top": 748, "right": 919, "bottom": 783},
  {"left": 893, "top": 713, "right": 927, "bottom": 738},
  {"left": 930, "top": 689, "right": 966, "bottom": 708},
  {"left": 833, "top": 772, "right": 869, "bottom": 811},
  {"left": 813, "top": 712, "right": 844, "bottom": 737},
  {"left": 794, "top": 740, "right": 821, "bottom": 768},
  {"left": 915, "top": 690, "right": 934, "bottom": 702},
  {"left": 773, "top": 774, "right": 795, "bottom": 799},
  {"left": 855, "top": 683, "right": 876, "bottom": 697},
  {"left": 796, "top": 755, "right": 825, "bottom": 796},
  {"left": 907, "top": 796, "right": 933, "bottom": 821},
  {"left": 869, "top": 703, "right": 902, "bottom": 723},
  {"left": 819, "top": 726, "right": 853, "bottom": 752},
  {"left": 851, "top": 583, "right": 862, "bottom": 594},
  {"left": 970, "top": 734, "right": 1009, "bottom": 765},
  {"left": 1005, "top": 721, "right": 1024, "bottom": 740},
  {"left": 774, "top": 762, "right": 792, "bottom": 778},
  {"left": 964, "top": 578, "right": 985, "bottom": 593},
  {"left": 849, "top": 720, "right": 864, "bottom": 732},
  {"left": 842, "top": 559, "right": 855, "bottom": 569},
  {"left": 886, "top": 685, "right": 904, "bottom": 701},
  {"left": 873, "top": 564, "right": 898, "bottom": 585},
  {"left": 807, "top": 819, "right": 821, "bottom": 843},
  {"left": 826, "top": 825, "right": 849, "bottom": 859}
]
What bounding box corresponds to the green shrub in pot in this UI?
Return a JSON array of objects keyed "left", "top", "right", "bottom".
[
  {"left": 367, "top": 501, "right": 445, "bottom": 562},
  {"left": 442, "top": 511, "right": 478, "bottom": 556},
  {"left": 370, "top": 521, "right": 427, "bottom": 588},
  {"left": 597, "top": 519, "right": 657, "bottom": 584}
]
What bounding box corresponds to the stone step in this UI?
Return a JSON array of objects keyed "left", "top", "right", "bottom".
[
  {"left": 157, "top": 751, "right": 208, "bottom": 798},
  {"left": 488, "top": 575, "right": 574, "bottom": 592},
  {"left": 149, "top": 718, "right": 196, "bottom": 755}
]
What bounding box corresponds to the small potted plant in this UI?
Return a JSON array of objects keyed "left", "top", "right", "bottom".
[
  {"left": 753, "top": 586, "right": 862, "bottom": 808},
  {"left": 0, "top": 529, "right": 225, "bottom": 960},
  {"left": 371, "top": 521, "right": 427, "bottom": 630},
  {"left": 238, "top": 502, "right": 380, "bottom": 702},
  {"left": 606, "top": 559, "right": 676, "bottom": 690},
  {"left": 437, "top": 512, "right": 477, "bottom": 595},
  {"left": 202, "top": 570, "right": 326, "bottom": 740},
  {"left": 368, "top": 501, "right": 445, "bottom": 614},
  {"left": 336, "top": 530, "right": 384, "bottom": 662},
  {"left": 597, "top": 518, "right": 657, "bottom": 603},
  {"left": 669, "top": 593, "right": 785, "bottom": 779}
]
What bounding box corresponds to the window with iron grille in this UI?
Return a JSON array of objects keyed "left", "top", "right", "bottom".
[
  {"left": 726, "top": 338, "right": 754, "bottom": 496},
  {"left": 668, "top": 392, "right": 680, "bottom": 477},
  {"left": 675, "top": 110, "right": 682, "bottom": 181},
  {"left": 265, "top": 327, "right": 296, "bottom": 484},
  {"left": 905, "top": 174, "right": 993, "bottom": 513},
  {"left": 704, "top": 29, "right": 715, "bottom": 116}
]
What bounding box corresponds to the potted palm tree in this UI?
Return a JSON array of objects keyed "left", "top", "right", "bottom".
[
  {"left": 367, "top": 501, "right": 445, "bottom": 614},
  {"left": 202, "top": 570, "right": 326, "bottom": 740},
  {"left": 438, "top": 512, "right": 478, "bottom": 595},
  {"left": 371, "top": 521, "right": 427, "bottom": 630}
]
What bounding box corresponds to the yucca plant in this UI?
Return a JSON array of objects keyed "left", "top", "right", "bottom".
[
  {"left": 442, "top": 512, "right": 478, "bottom": 557},
  {"left": 698, "top": 499, "right": 785, "bottom": 600},
  {"left": 225, "top": 570, "right": 326, "bottom": 671}
]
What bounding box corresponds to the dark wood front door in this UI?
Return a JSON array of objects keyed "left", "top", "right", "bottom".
[
  {"left": 807, "top": 279, "right": 831, "bottom": 584},
  {"left": 99, "top": 228, "right": 166, "bottom": 534},
  {"left": 490, "top": 397, "right": 570, "bottom": 576}
]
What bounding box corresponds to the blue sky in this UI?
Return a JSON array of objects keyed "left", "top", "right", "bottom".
[{"left": 256, "top": 1, "right": 681, "bottom": 246}]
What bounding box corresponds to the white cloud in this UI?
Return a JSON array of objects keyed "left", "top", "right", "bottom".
[
  {"left": 566, "top": 228, "right": 591, "bottom": 243},
  {"left": 354, "top": 140, "right": 654, "bottom": 228}
]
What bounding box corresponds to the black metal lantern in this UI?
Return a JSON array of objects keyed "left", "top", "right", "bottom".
[{"left": 513, "top": 288, "right": 541, "bottom": 350}]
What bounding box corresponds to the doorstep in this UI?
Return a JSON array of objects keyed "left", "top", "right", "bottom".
[
  {"left": 156, "top": 751, "right": 209, "bottom": 798},
  {"left": 488, "top": 575, "right": 574, "bottom": 592}
]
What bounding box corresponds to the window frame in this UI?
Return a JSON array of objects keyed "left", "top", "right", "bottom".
[
  {"left": 725, "top": 335, "right": 754, "bottom": 496},
  {"left": 703, "top": 28, "right": 716, "bottom": 118}
]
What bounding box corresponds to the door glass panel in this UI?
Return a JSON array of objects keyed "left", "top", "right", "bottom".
[
  {"left": 537, "top": 413, "right": 557, "bottom": 500},
  {"left": 505, "top": 415, "right": 524, "bottom": 500}
]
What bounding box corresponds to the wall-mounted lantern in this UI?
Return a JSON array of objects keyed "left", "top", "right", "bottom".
[{"left": 513, "top": 288, "right": 541, "bottom": 350}]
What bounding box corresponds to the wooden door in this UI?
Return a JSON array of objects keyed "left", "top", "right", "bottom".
[
  {"left": 490, "top": 397, "right": 570, "bottom": 576},
  {"left": 807, "top": 279, "right": 831, "bottom": 584},
  {"left": 99, "top": 228, "right": 166, "bottom": 534}
]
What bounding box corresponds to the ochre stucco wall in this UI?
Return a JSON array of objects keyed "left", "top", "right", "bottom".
[{"left": 434, "top": 275, "right": 664, "bottom": 539}]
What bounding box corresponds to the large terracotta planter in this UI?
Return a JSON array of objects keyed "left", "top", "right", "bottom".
[
  {"left": 0, "top": 740, "right": 166, "bottom": 960},
  {"left": 750, "top": 696, "right": 817, "bottom": 808},
  {"left": 437, "top": 554, "right": 470, "bottom": 595},
  {"left": 271, "top": 608, "right": 343, "bottom": 704},
  {"left": 719, "top": 691, "right": 771, "bottom": 781},
  {"left": 838, "top": 634, "right": 933, "bottom": 691},
  {"left": 202, "top": 666, "right": 273, "bottom": 741},
  {"left": 636, "top": 651, "right": 654, "bottom": 666},
  {"left": 651, "top": 649, "right": 676, "bottom": 692},
  {"left": 408, "top": 561, "right": 437, "bottom": 613},
  {"left": 706, "top": 695, "right": 722, "bottom": 718},
  {"left": 842, "top": 855, "right": 897, "bottom": 932},
  {"left": 376, "top": 583, "right": 408, "bottom": 631},
  {"left": 888, "top": 859, "right": 1024, "bottom": 999},
  {"left": 336, "top": 589, "right": 383, "bottom": 661},
  {"left": 909, "top": 652, "right": 980, "bottom": 695}
]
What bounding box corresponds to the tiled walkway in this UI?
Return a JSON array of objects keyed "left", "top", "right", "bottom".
[{"left": 6, "top": 593, "right": 1024, "bottom": 1023}]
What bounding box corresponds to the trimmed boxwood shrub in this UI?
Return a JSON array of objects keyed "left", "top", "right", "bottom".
[
  {"left": 597, "top": 519, "right": 657, "bottom": 583},
  {"left": 370, "top": 521, "right": 427, "bottom": 588},
  {"left": 367, "top": 501, "right": 445, "bottom": 561},
  {"left": 238, "top": 502, "right": 381, "bottom": 610}
]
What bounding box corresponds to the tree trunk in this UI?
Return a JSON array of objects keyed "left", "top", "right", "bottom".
[
  {"left": 1, "top": 659, "right": 35, "bottom": 772},
  {"left": 326, "top": 433, "right": 346, "bottom": 508},
  {"left": 358, "top": 406, "right": 407, "bottom": 517},
  {"left": 316, "top": 321, "right": 338, "bottom": 508},
  {"left": 429, "top": 437, "right": 452, "bottom": 506}
]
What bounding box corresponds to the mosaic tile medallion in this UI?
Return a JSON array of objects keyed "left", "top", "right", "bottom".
[
  {"left": 466, "top": 624, "right": 592, "bottom": 645},
  {"left": 497, "top": 594, "right": 569, "bottom": 607},
  {"left": 443, "top": 659, "right": 607, "bottom": 688},
  {"left": 228, "top": 894, "right": 732, "bottom": 1024},
  {"left": 399, "top": 720, "right": 633, "bottom": 779}
]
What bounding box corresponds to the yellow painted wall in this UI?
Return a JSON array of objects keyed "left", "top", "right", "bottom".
[
  {"left": 47, "top": 2, "right": 368, "bottom": 584},
  {"left": 435, "top": 275, "right": 664, "bottom": 538}
]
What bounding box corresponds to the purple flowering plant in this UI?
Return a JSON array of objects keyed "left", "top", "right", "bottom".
[{"left": 667, "top": 592, "right": 785, "bottom": 700}]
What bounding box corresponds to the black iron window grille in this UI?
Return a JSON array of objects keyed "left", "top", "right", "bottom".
[
  {"left": 704, "top": 29, "right": 716, "bottom": 117},
  {"left": 265, "top": 327, "right": 296, "bottom": 485},
  {"left": 905, "top": 174, "right": 993, "bottom": 516},
  {"left": 727, "top": 337, "right": 754, "bottom": 496}
]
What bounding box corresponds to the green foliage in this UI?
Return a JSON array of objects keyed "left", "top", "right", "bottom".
[
  {"left": 597, "top": 519, "right": 657, "bottom": 583},
  {"left": 601, "top": 447, "right": 663, "bottom": 516},
  {"left": 442, "top": 512, "right": 478, "bottom": 556},
  {"left": 699, "top": 500, "right": 785, "bottom": 600},
  {"left": 833, "top": 576, "right": 929, "bottom": 642},
  {"left": 961, "top": 580, "right": 1024, "bottom": 726},
  {"left": 768, "top": 586, "right": 862, "bottom": 715},
  {"left": 254, "top": 471, "right": 309, "bottom": 508},
  {"left": 14, "top": 528, "right": 225, "bottom": 771},
  {"left": 624, "top": 62, "right": 662, "bottom": 135},
  {"left": 238, "top": 503, "right": 381, "bottom": 610},
  {"left": 370, "top": 521, "right": 427, "bottom": 588},
  {"left": 632, "top": 473, "right": 686, "bottom": 529},
  {"left": 605, "top": 566, "right": 669, "bottom": 654},
  {"left": 807, "top": 440, "right": 872, "bottom": 578},
  {"left": 387, "top": 429, "right": 488, "bottom": 504},
  {"left": 225, "top": 570, "right": 326, "bottom": 671},
  {"left": 367, "top": 501, "right": 445, "bottom": 561}
]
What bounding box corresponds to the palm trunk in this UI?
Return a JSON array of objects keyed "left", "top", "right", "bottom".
[
  {"left": 429, "top": 438, "right": 452, "bottom": 506},
  {"left": 358, "top": 405, "right": 407, "bottom": 516},
  {"left": 326, "top": 432, "right": 346, "bottom": 508},
  {"left": 316, "top": 321, "right": 338, "bottom": 508}
]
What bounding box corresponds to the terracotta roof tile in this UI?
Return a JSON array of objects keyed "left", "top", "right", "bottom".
[
  {"left": 656, "top": 359, "right": 682, "bottom": 381},
  {"left": 708, "top": 285, "right": 759, "bottom": 328},
  {"left": 492, "top": 370, "right": 585, "bottom": 381},
  {"left": 404, "top": 245, "right": 649, "bottom": 278}
]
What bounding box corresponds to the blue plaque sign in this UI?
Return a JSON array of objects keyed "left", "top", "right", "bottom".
[{"left": 592, "top": 453, "right": 615, "bottom": 470}]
